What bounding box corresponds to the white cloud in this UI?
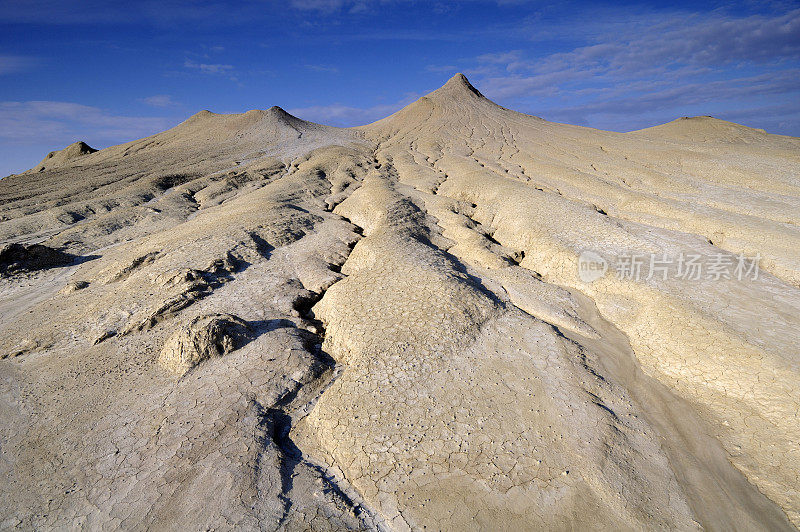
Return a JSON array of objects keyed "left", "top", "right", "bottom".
[
  {"left": 140, "top": 94, "right": 178, "bottom": 107},
  {"left": 289, "top": 0, "right": 345, "bottom": 10},
  {"left": 305, "top": 64, "right": 339, "bottom": 73},
  {"left": 450, "top": 7, "right": 800, "bottom": 136},
  {"left": 474, "top": 8, "right": 800, "bottom": 91},
  {"left": 476, "top": 50, "right": 522, "bottom": 64},
  {"left": 184, "top": 59, "right": 234, "bottom": 74},
  {"left": 289, "top": 101, "right": 405, "bottom": 126},
  {"left": 286, "top": 0, "right": 425, "bottom": 14},
  {"left": 0, "top": 55, "right": 37, "bottom": 75},
  {"left": 0, "top": 100, "right": 173, "bottom": 144},
  {"left": 426, "top": 64, "right": 459, "bottom": 73}
]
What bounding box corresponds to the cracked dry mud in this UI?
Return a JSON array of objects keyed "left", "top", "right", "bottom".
[{"left": 1, "top": 74, "right": 799, "bottom": 530}]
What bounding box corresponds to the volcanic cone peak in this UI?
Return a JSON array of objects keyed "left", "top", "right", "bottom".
[
  {"left": 433, "top": 72, "right": 486, "bottom": 99},
  {"left": 28, "top": 140, "right": 98, "bottom": 173}
]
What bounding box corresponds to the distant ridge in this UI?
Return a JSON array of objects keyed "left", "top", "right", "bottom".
[
  {"left": 18, "top": 74, "right": 797, "bottom": 176},
  {"left": 631, "top": 115, "right": 777, "bottom": 143}
]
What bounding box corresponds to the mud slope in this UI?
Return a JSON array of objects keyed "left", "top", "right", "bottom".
[{"left": 1, "top": 75, "right": 798, "bottom": 530}]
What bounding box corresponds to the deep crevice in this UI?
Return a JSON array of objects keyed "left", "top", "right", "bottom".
[{"left": 249, "top": 211, "right": 382, "bottom": 530}]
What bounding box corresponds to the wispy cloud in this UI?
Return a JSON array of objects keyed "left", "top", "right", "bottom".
[
  {"left": 451, "top": 8, "right": 800, "bottom": 134},
  {"left": 476, "top": 50, "right": 522, "bottom": 66},
  {"left": 0, "top": 101, "right": 172, "bottom": 144},
  {"left": 289, "top": 0, "right": 347, "bottom": 10},
  {"left": 471, "top": 8, "right": 800, "bottom": 97},
  {"left": 537, "top": 69, "right": 800, "bottom": 125},
  {"left": 0, "top": 54, "right": 37, "bottom": 75},
  {"left": 140, "top": 94, "right": 178, "bottom": 108},
  {"left": 0, "top": 100, "right": 176, "bottom": 175},
  {"left": 534, "top": 8, "right": 800, "bottom": 75},
  {"left": 0, "top": 0, "right": 269, "bottom": 26},
  {"left": 288, "top": 0, "right": 403, "bottom": 13},
  {"left": 305, "top": 64, "right": 339, "bottom": 73},
  {"left": 183, "top": 59, "right": 234, "bottom": 74},
  {"left": 426, "top": 64, "right": 459, "bottom": 73},
  {"left": 289, "top": 100, "right": 411, "bottom": 126}
]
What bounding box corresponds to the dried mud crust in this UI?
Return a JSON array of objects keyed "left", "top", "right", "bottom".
[
  {"left": 1, "top": 75, "right": 799, "bottom": 530},
  {"left": 0, "top": 144, "right": 385, "bottom": 530}
]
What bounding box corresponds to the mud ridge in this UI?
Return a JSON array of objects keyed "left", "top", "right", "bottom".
[{"left": 255, "top": 213, "right": 386, "bottom": 531}]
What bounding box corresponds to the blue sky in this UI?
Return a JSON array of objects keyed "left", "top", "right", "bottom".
[{"left": 1, "top": 0, "right": 798, "bottom": 176}]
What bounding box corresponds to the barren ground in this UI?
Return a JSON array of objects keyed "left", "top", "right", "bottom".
[{"left": 1, "top": 74, "right": 798, "bottom": 531}]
